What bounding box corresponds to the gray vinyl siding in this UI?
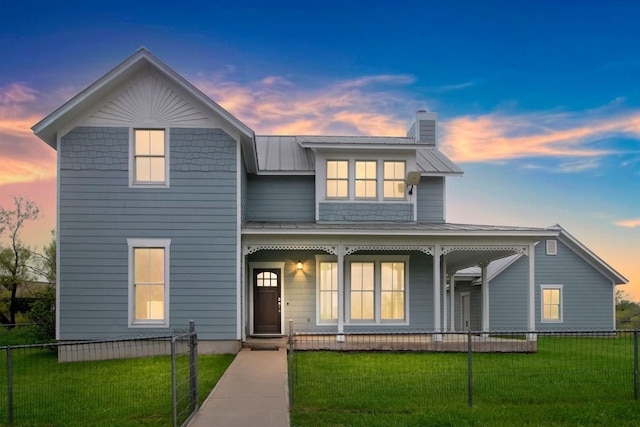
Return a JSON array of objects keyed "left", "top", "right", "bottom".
[
  {"left": 488, "top": 261, "right": 529, "bottom": 330},
  {"left": 59, "top": 127, "right": 238, "bottom": 340},
  {"left": 247, "top": 251, "right": 434, "bottom": 334},
  {"left": 488, "top": 240, "right": 615, "bottom": 330},
  {"left": 416, "top": 177, "right": 445, "bottom": 222},
  {"left": 534, "top": 240, "right": 614, "bottom": 330},
  {"left": 246, "top": 175, "right": 315, "bottom": 221},
  {"left": 319, "top": 202, "right": 414, "bottom": 222}
]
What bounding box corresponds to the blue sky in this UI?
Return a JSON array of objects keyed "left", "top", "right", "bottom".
[{"left": 1, "top": 1, "right": 638, "bottom": 298}]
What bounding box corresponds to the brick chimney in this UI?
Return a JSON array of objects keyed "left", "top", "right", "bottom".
[{"left": 407, "top": 110, "right": 437, "bottom": 146}]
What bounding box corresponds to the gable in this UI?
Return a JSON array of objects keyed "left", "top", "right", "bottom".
[{"left": 84, "top": 72, "right": 212, "bottom": 127}]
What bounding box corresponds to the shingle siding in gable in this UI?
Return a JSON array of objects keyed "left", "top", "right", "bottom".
[
  {"left": 416, "top": 177, "right": 445, "bottom": 222},
  {"left": 319, "top": 203, "right": 413, "bottom": 222},
  {"left": 58, "top": 127, "right": 238, "bottom": 341}
]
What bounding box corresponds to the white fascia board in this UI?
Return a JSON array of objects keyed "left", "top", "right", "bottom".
[
  {"left": 241, "top": 228, "right": 559, "bottom": 238},
  {"left": 255, "top": 170, "right": 316, "bottom": 176},
  {"left": 300, "top": 143, "right": 417, "bottom": 151}
]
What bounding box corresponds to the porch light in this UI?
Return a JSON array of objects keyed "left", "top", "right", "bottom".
[{"left": 296, "top": 260, "right": 303, "bottom": 271}]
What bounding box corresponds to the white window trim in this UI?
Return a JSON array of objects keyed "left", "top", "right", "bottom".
[
  {"left": 317, "top": 152, "right": 414, "bottom": 204},
  {"left": 546, "top": 240, "right": 558, "bottom": 256},
  {"left": 383, "top": 160, "right": 406, "bottom": 201},
  {"left": 127, "top": 238, "right": 171, "bottom": 328},
  {"left": 129, "top": 127, "right": 171, "bottom": 188},
  {"left": 345, "top": 255, "right": 410, "bottom": 325},
  {"left": 354, "top": 160, "right": 378, "bottom": 200},
  {"left": 315, "top": 255, "right": 339, "bottom": 325},
  {"left": 325, "top": 159, "right": 350, "bottom": 199},
  {"left": 540, "top": 284, "right": 563, "bottom": 323}
]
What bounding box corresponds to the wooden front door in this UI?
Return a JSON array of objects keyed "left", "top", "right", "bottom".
[{"left": 253, "top": 268, "right": 281, "bottom": 334}]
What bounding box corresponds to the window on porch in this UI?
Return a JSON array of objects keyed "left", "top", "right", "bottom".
[{"left": 319, "top": 262, "right": 339, "bottom": 321}]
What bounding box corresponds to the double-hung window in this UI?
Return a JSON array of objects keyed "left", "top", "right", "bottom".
[
  {"left": 384, "top": 161, "right": 405, "bottom": 199},
  {"left": 355, "top": 161, "right": 377, "bottom": 199},
  {"left": 348, "top": 256, "right": 408, "bottom": 323},
  {"left": 326, "top": 160, "right": 349, "bottom": 198},
  {"left": 128, "top": 239, "right": 171, "bottom": 327},
  {"left": 541, "top": 285, "right": 563, "bottom": 323},
  {"left": 131, "top": 129, "right": 168, "bottom": 187},
  {"left": 318, "top": 261, "right": 339, "bottom": 322}
]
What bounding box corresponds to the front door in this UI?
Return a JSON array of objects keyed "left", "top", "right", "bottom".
[
  {"left": 461, "top": 293, "right": 471, "bottom": 331},
  {"left": 253, "top": 268, "right": 281, "bottom": 334}
]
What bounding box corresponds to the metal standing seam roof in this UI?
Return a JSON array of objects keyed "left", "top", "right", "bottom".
[{"left": 254, "top": 135, "right": 462, "bottom": 175}]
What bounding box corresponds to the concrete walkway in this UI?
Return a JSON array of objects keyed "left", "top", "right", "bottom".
[{"left": 188, "top": 348, "right": 290, "bottom": 427}]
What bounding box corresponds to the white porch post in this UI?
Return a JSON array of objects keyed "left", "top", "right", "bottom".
[
  {"left": 527, "top": 242, "right": 537, "bottom": 341},
  {"left": 337, "top": 244, "right": 345, "bottom": 335},
  {"left": 481, "top": 263, "right": 490, "bottom": 333},
  {"left": 449, "top": 276, "right": 456, "bottom": 331},
  {"left": 433, "top": 245, "right": 442, "bottom": 340},
  {"left": 442, "top": 256, "right": 448, "bottom": 331}
]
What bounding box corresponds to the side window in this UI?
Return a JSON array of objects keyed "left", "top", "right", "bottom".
[
  {"left": 128, "top": 239, "right": 171, "bottom": 327},
  {"left": 131, "top": 129, "right": 168, "bottom": 187},
  {"left": 541, "top": 285, "right": 563, "bottom": 323}
]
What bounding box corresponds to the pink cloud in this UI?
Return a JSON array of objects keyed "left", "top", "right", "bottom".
[
  {"left": 615, "top": 218, "right": 640, "bottom": 228},
  {"left": 440, "top": 111, "right": 640, "bottom": 162}
]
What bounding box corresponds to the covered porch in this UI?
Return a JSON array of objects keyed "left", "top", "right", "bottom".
[{"left": 240, "top": 223, "right": 558, "bottom": 346}]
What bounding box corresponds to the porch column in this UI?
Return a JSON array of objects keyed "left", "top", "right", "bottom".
[
  {"left": 481, "top": 263, "right": 489, "bottom": 332},
  {"left": 449, "top": 277, "right": 456, "bottom": 331},
  {"left": 442, "top": 256, "right": 448, "bottom": 331},
  {"left": 527, "top": 242, "right": 536, "bottom": 340},
  {"left": 337, "top": 244, "right": 345, "bottom": 334},
  {"left": 433, "top": 245, "right": 442, "bottom": 338}
]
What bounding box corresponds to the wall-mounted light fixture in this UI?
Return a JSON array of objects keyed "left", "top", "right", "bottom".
[
  {"left": 296, "top": 260, "right": 303, "bottom": 271},
  {"left": 405, "top": 171, "right": 421, "bottom": 195}
]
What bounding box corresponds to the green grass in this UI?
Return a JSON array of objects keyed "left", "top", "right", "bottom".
[
  {"left": 290, "top": 337, "right": 640, "bottom": 426},
  {"left": 0, "top": 347, "right": 234, "bottom": 427}
]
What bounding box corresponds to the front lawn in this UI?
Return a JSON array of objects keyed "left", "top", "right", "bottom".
[
  {"left": 290, "top": 336, "right": 640, "bottom": 426},
  {"left": 0, "top": 347, "right": 234, "bottom": 426}
]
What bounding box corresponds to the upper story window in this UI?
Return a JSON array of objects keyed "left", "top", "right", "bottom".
[
  {"left": 131, "top": 129, "right": 169, "bottom": 187},
  {"left": 384, "top": 161, "right": 405, "bottom": 199},
  {"left": 326, "top": 160, "right": 348, "bottom": 198},
  {"left": 355, "top": 161, "right": 377, "bottom": 199}
]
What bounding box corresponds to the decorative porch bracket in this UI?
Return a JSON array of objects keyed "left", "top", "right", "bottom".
[{"left": 243, "top": 244, "right": 338, "bottom": 255}]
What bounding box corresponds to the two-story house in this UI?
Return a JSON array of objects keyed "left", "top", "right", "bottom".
[{"left": 33, "top": 48, "right": 627, "bottom": 353}]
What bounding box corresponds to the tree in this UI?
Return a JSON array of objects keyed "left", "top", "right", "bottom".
[
  {"left": 615, "top": 289, "right": 640, "bottom": 329},
  {"left": 29, "top": 231, "right": 56, "bottom": 340},
  {"left": 0, "top": 196, "right": 40, "bottom": 326}
]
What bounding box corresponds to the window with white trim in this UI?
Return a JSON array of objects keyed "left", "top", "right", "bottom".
[
  {"left": 347, "top": 256, "right": 408, "bottom": 324},
  {"left": 326, "top": 160, "right": 349, "bottom": 198},
  {"left": 318, "top": 261, "right": 339, "bottom": 322},
  {"left": 131, "top": 129, "right": 168, "bottom": 187},
  {"left": 128, "top": 239, "right": 171, "bottom": 327},
  {"left": 355, "top": 161, "right": 377, "bottom": 199},
  {"left": 383, "top": 161, "right": 405, "bottom": 199},
  {"left": 541, "top": 285, "right": 563, "bottom": 323}
]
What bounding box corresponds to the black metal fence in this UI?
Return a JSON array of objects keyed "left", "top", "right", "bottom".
[
  {"left": 0, "top": 322, "right": 198, "bottom": 427},
  {"left": 289, "top": 329, "right": 639, "bottom": 408}
]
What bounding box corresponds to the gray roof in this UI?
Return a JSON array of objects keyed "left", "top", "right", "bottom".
[
  {"left": 255, "top": 136, "right": 315, "bottom": 173},
  {"left": 254, "top": 135, "right": 462, "bottom": 176},
  {"left": 243, "top": 221, "right": 556, "bottom": 236},
  {"left": 416, "top": 149, "right": 463, "bottom": 175}
]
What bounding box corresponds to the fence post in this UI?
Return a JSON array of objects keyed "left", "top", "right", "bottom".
[
  {"left": 171, "top": 336, "right": 177, "bottom": 427},
  {"left": 634, "top": 329, "right": 638, "bottom": 401},
  {"left": 288, "top": 319, "right": 294, "bottom": 408},
  {"left": 6, "top": 346, "right": 13, "bottom": 426},
  {"left": 467, "top": 330, "right": 473, "bottom": 407},
  {"left": 189, "top": 320, "right": 198, "bottom": 413}
]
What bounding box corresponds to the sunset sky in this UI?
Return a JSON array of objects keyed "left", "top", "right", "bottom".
[{"left": 1, "top": 1, "right": 638, "bottom": 298}]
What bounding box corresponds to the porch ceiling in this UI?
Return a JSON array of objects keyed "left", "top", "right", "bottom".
[{"left": 444, "top": 249, "right": 520, "bottom": 273}]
